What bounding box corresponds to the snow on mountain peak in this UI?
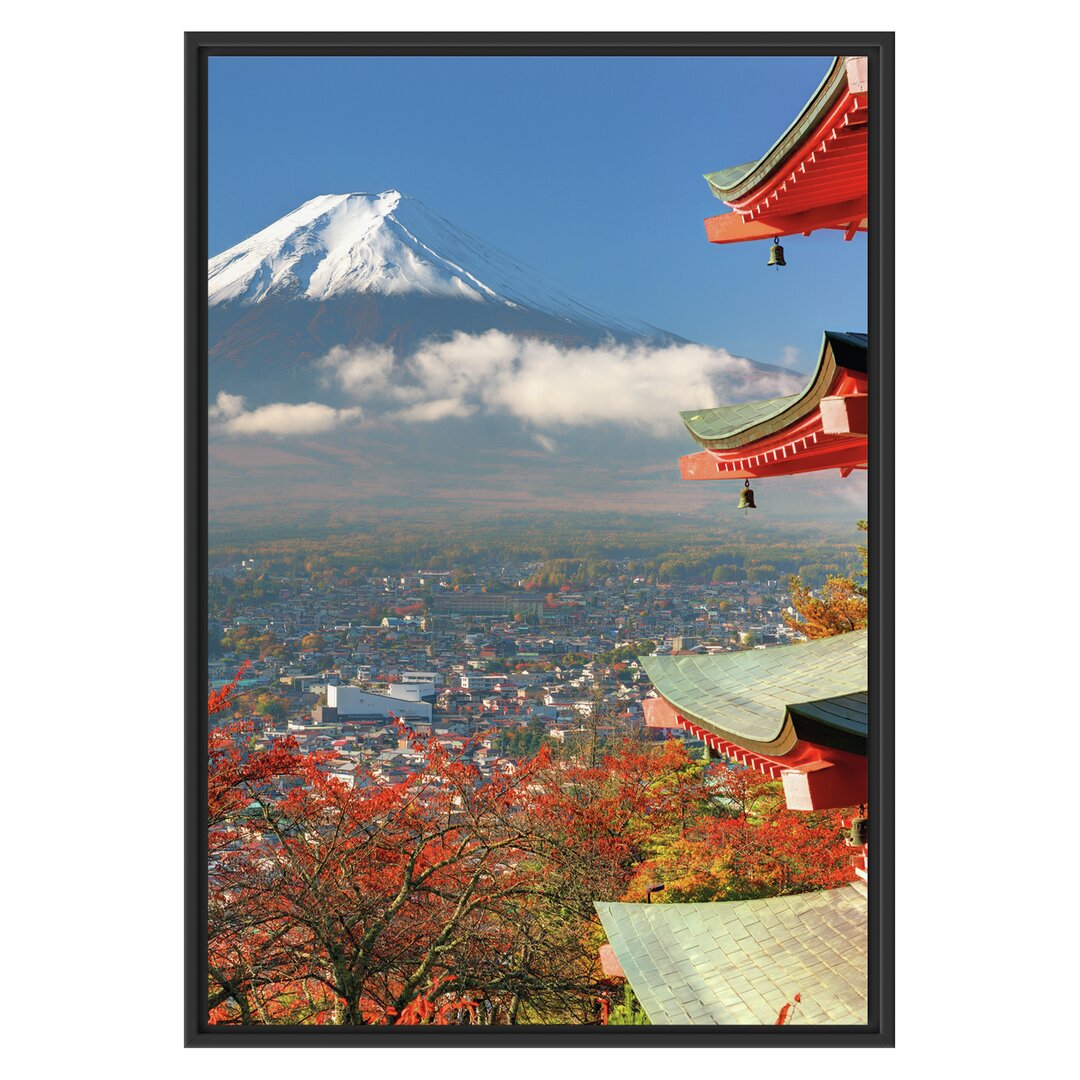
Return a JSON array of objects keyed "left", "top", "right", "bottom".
[{"left": 207, "top": 191, "right": 661, "bottom": 336}]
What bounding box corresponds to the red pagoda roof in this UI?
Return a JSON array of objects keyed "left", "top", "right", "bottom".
[
  {"left": 679, "top": 331, "right": 867, "bottom": 480},
  {"left": 703, "top": 56, "right": 868, "bottom": 245},
  {"left": 640, "top": 632, "right": 868, "bottom": 811}
]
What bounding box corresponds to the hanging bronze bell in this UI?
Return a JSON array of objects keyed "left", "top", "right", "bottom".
[
  {"left": 737, "top": 480, "right": 756, "bottom": 511},
  {"left": 767, "top": 239, "right": 786, "bottom": 267},
  {"left": 849, "top": 816, "right": 868, "bottom": 846}
]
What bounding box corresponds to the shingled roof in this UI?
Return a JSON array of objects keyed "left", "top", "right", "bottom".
[
  {"left": 680, "top": 331, "right": 867, "bottom": 450},
  {"left": 703, "top": 56, "right": 852, "bottom": 203},
  {"left": 640, "top": 629, "right": 867, "bottom": 756},
  {"left": 595, "top": 882, "right": 867, "bottom": 1025}
]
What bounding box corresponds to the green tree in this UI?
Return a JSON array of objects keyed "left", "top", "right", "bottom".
[{"left": 608, "top": 984, "right": 651, "bottom": 1025}]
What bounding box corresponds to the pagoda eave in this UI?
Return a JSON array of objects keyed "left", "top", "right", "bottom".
[
  {"left": 643, "top": 696, "right": 866, "bottom": 812},
  {"left": 680, "top": 443, "right": 867, "bottom": 480},
  {"left": 705, "top": 200, "right": 868, "bottom": 245},
  {"left": 704, "top": 56, "right": 868, "bottom": 246},
  {"left": 678, "top": 337, "right": 868, "bottom": 480}
]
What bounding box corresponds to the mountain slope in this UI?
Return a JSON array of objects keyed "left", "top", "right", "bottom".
[
  {"left": 204, "top": 191, "right": 862, "bottom": 523},
  {"left": 209, "top": 190, "right": 666, "bottom": 336},
  {"left": 208, "top": 191, "right": 682, "bottom": 402}
]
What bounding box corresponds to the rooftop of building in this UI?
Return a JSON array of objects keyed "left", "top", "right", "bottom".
[
  {"left": 680, "top": 331, "right": 867, "bottom": 450},
  {"left": 704, "top": 55, "right": 858, "bottom": 203},
  {"left": 595, "top": 881, "right": 867, "bottom": 1025},
  {"left": 640, "top": 629, "right": 867, "bottom": 755}
]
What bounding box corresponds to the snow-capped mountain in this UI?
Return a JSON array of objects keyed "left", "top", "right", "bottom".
[
  {"left": 208, "top": 191, "right": 685, "bottom": 404},
  {"left": 209, "top": 190, "right": 663, "bottom": 339},
  {"left": 205, "top": 192, "right": 856, "bottom": 523}
]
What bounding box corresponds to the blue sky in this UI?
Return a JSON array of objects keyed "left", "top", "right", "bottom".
[{"left": 209, "top": 54, "right": 866, "bottom": 373}]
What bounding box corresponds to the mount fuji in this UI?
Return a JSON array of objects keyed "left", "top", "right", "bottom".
[
  {"left": 208, "top": 191, "right": 682, "bottom": 402},
  {"left": 210, "top": 190, "right": 664, "bottom": 332},
  {"left": 204, "top": 191, "right": 860, "bottom": 525}
]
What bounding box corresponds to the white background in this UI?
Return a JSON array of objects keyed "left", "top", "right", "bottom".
[{"left": 4, "top": 2, "right": 1072, "bottom": 1074}]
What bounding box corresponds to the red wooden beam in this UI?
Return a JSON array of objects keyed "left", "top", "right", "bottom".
[
  {"left": 704, "top": 215, "right": 792, "bottom": 244},
  {"left": 679, "top": 441, "right": 868, "bottom": 480},
  {"left": 704, "top": 197, "right": 869, "bottom": 245}
]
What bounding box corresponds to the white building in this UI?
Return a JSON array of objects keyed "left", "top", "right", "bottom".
[
  {"left": 460, "top": 673, "right": 502, "bottom": 690},
  {"left": 401, "top": 671, "right": 443, "bottom": 686},
  {"left": 327, "top": 684, "right": 431, "bottom": 721},
  {"left": 385, "top": 682, "right": 435, "bottom": 702}
]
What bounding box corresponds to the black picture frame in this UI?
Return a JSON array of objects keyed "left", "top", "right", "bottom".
[{"left": 185, "top": 30, "right": 894, "bottom": 1047}]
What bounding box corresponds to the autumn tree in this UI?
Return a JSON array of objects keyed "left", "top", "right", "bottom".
[
  {"left": 207, "top": 665, "right": 723, "bottom": 1028},
  {"left": 623, "top": 767, "right": 856, "bottom": 904},
  {"left": 221, "top": 625, "right": 285, "bottom": 659},
  {"left": 207, "top": 669, "right": 855, "bottom": 1027},
  {"left": 208, "top": 678, "right": 687, "bottom": 1025},
  {"left": 209, "top": 732, "right": 555, "bottom": 1024},
  {"left": 251, "top": 691, "right": 288, "bottom": 721},
  {"left": 784, "top": 521, "right": 868, "bottom": 638}
]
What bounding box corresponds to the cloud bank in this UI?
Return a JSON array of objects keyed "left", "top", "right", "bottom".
[
  {"left": 211, "top": 332, "right": 804, "bottom": 439},
  {"left": 317, "top": 331, "right": 803, "bottom": 436},
  {"left": 209, "top": 392, "right": 362, "bottom": 437}
]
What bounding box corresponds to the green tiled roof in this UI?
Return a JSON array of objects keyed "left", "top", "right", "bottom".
[
  {"left": 680, "top": 331, "right": 867, "bottom": 450},
  {"left": 705, "top": 57, "right": 849, "bottom": 203},
  {"left": 681, "top": 394, "right": 802, "bottom": 442},
  {"left": 703, "top": 161, "right": 758, "bottom": 192},
  {"left": 640, "top": 630, "right": 867, "bottom": 754},
  {"left": 789, "top": 693, "right": 868, "bottom": 738},
  {"left": 595, "top": 882, "right": 867, "bottom": 1025}
]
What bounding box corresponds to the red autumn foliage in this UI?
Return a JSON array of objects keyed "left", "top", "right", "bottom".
[
  {"left": 775, "top": 992, "right": 802, "bottom": 1025},
  {"left": 207, "top": 660, "right": 250, "bottom": 717},
  {"left": 623, "top": 768, "right": 856, "bottom": 903},
  {"left": 206, "top": 714, "right": 678, "bottom": 1023},
  {"left": 207, "top": 671, "right": 858, "bottom": 1025}
]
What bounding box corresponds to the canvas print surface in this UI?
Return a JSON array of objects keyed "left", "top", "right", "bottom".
[{"left": 204, "top": 52, "right": 871, "bottom": 1029}]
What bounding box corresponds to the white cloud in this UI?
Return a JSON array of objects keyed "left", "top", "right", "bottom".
[
  {"left": 209, "top": 333, "right": 805, "bottom": 442},
  {"left": 393, "top": 397, "right": 474, "bottom": 423},
  {"left": 208, "top": 391, "right": 246, "bottom": 420},
  {"left": 316, "top": 344, "right": 395, "bottom": 397},
  {"left": 209, "top": 392, "right": 362, "bottom": 437},
  {"left": 778, "top": 346, "right": 802, "bottom": 369},
  {"left": 319, "top": 331, "right": 803, "bottom": 437}
]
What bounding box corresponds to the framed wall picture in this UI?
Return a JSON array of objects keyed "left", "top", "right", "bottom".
[{"left": 186, "top": 31, "right": 893, "bottom": 1046}]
